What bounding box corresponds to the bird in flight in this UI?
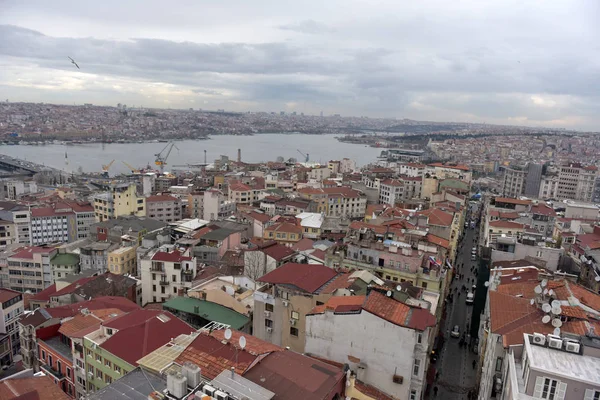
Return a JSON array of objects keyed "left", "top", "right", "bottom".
[{"left": 68, "top": 56, "right": 80, "bottom": 69}]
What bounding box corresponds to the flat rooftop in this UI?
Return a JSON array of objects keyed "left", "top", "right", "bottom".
[
  {"left": 42, "top": 336, "right": 73, "bottom": 361},
  {"left": 525, "top": 336, "right": 600, "bottom": 385}
]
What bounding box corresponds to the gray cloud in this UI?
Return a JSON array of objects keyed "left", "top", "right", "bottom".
[
  {"left": 278, "top": 20, "right": 335, "bottom": 35},
  {"left": 0, "top": 0, "right": 598, "bottom": 130}
]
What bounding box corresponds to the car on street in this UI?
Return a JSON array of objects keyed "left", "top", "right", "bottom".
[
  {"left": 472, "top": 284, "right": 477, "bottom": 291},
  {"left": 471, "top": 254, "right": 477, "bottom": 261},
  {"left": 471, "top": 247, "right": 476, "bottom": 253},
  {"left": 451, "top": 325, "right": 460, "bottom": 338},
  {"left": 466, "top": 292, "right": 474, "bottom": 305}
]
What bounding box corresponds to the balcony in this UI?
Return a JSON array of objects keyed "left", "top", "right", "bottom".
[
  {"left": 41, "top": 362, "right": 65, "bottom": 380},
  {"left": 159, "top": 280, "right": 169, "bottom": 286}
]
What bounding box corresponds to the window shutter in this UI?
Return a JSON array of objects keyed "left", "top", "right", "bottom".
[
  {"left": 555, "top": 382, "right": 567, "bottom": 400},
  {"left": 583, "top": 389, "right": 594, "bottom": 400},
  {"left": 533, "top": 377, "right": 544, "bottom": 398}
]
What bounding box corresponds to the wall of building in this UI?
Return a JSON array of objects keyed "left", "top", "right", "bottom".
[{"left": 306, "top": 310, "right": 426, "bottom": 400}]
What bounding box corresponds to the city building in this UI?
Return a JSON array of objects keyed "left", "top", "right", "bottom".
[
  {"left": 92, "top": 183, "right": 145, "bottom": 222},
  {"left": 107, "top": 245, "right": 137, "bottom": 275},
  {"left": 145, "top": 194, "right": 182, "bottom": 223},
  {"left": 203, "top": 189, "right": 236, "bottom": 221},
  {"left": 0, "top": 201, "right": 31, "bottom": 244},
  {"left": 298, "top": 186, "right": 367, "bottom": 219},
  {"left": 5, "top": 246, "right": 57, "bottom": 293},
  {"left": 186, "top": 191, "right": 204, "bottom": 218},
  {"left": 295, "top": 212, "right": 324, "bottom": 239},
  {"left": 263, "top": 221, "right": 302, "bottom": 246},
  {"left": 501, "top": 166, "right": 527, "bottom": 198},
  {"left": 253, "top": 262, "right": 344, "bottom": 353},
  {"left": 163, "top": 296, "right": 251, "bottom": 331},
  {"left": 557, "top": 163, "right": 598, "bottom": 202},
  {"left": 0, "top": 374, "right": 71, "bottom": 400},
  {"left": 306, "top": 288, "right": 436, "bottom": 400},
  {"left": 140, "top": 247, "right": 197, "bottom": 305},
  {"left": 50, "top": 252, "right": 80, "bottom": 281},
  {"left": 0, "top": 219, "right": 16, "bottom": 249},
  {"left": 228, "top": 182, "right": 262, "bottom": 205},
  {"left": 0, "top": 288, "right": 23, "bottom": 365},
  {"left": 30, "top": 201, "right": 95, "bottom": 245}
]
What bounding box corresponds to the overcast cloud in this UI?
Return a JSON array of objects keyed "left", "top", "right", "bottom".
[{"left": 0, "top": 0, "right": 599, "bottom": 130}]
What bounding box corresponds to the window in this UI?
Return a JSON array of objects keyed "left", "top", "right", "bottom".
[
  {"left": 265, "top": 319, "right": 273, "bottom": 328},
  {"left": 95, "top": 354, "right": 102, "bottom": 363},
  {"left": 281, "top": 291, "right": 289, "bottom": 300},
  {"left": 114, "top": 365, "right": 121, "bottom": 374},
  {"left": 291, "top": 311, "right": 299, "bottom": 320},
  {"left": 97, "top": 370, "right": 103, "bottom": 379},
  {"left": 413, "top": 359, "right": 421, "bottom": 376},
  {"left": 161, "top": 286, "right": 165, "bottom": 294},
  {"left": 66, "top": 367, "right": 71, "bottom": 378},
  {"left": 172, "top": 275, "right": 176, "bottom": 282},
  {"left": 105, "top": 359, "right": 112, "bottom": 368},
  {"left": 173, "top": 287, "right": 177, "bottom": 294},
  {"left": 105, "top": 375, "right": 112, "bottom": 384},
  {"left": 410, "top": 390, "right": 417, "bottom": 400},
  {"left": 41, "top": 349, "right": 46, "bottom": 361},
  {"left": 265, "top": 303, "right": 274, "bottom": 312},
  {"left": 417, "top": 333, "right": 422, "bottom": 344},
  {"left": 421, "top": 282, "right": 428, "bottom": 289},
  {"left": 495, "top": 357, "right": 503, "bottom": 372},
  {"left": 153, "top": 285, "right": 156, "bottom": 292},
  {"left": 88, "top": 365, "right": 94, "bottom": 374},
  {"left": 290, "top": 327, "right": 299, "bottom": 337}
]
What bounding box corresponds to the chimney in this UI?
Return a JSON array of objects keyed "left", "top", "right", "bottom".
[{"left": 237, "top": 149, "right": 241, "bottom": 163}]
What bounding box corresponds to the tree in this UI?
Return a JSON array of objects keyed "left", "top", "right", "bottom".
[{"left": 243, "top": 250, "right": 269, "bottom": 281}]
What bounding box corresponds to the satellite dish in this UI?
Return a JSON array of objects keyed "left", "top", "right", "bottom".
[
  {"left": 595, "top": 276, "right": 600, "bottom": 282},
  {"left": 239, "top": 336, "right": 246, "bottom": 350},
  {"left": 497, "top": 271, "right": 503, "bottom": 277},
  {"left": 542, "top": 315, "right": 551, "bottom": 324},
  {"left": 386, "top": 290, "right": 392, "bottom": 297},
  {"left": 534, "top": 286, "right": 542, "bottom": 294},
  {"left": 553, "top": 328, "right": 561, "bottom": 336},
  {"left": 224, "top": 329, "right": 232, "bottom": 340},
  {"left": 552, "top": 306, "right": 561, "bottom": 315},
  {"left": 552, "top": 319, "right": 563, "bottom": 328},
  {"left": 542, "top": 304, "right": 552, "bottom": 313},
  {"left": 396, "top": 285, "right": 402, "bottom": 292},
  {"left": 530, "top": 299, "right": 535, "bottom": 305},
  {"left": 548, "top": 289, "right": 555, "bottom": 296},
  {"left": 543, "top": 289, "right": 548, "bottom": 295},
  {"left": 551, "top": 300, "right": 561, "bottom": 308},
  {"left": 541, "top": 279, "right": 548, "bottom": 287},
  {"left": 484, "top": 281, "right": 490, "bottom": 287}
]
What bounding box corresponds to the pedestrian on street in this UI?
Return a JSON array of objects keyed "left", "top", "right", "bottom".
[
  {"left": 472, "top": 360, "right": 477, "bottom": 370},
  {"left": 433, "top": 386, "right": 438, "bottom": 396}
]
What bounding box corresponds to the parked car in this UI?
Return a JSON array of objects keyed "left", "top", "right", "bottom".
[
  {"left": 472, "top": 284, "right": 477, "bottom": 292},
  {"left": 471, "top": 247, "right": 477, "bottom": 253},
  {"left": 471, "top": 254, "right": 477, "bottom": 261},
  {"left": 451, "top": 325, "right": 460, "bottom": 338}
]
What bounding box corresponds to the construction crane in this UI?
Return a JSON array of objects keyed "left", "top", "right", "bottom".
[
  {"left": 297, "top": 149, "right": 309, "bottom": 163},
  {"left": 154, "top": 142, "right": 179, "bottom": 172},
  {"left": 122, "top": 161, "right": 141, "bottom": 174},
  {"left": 101, "top": 160, "right": 115, "bottom": 178}
]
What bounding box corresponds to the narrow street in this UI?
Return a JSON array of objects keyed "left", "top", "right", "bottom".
[{"left": 428, "top": 209, "right": 483, "bottom": 400}]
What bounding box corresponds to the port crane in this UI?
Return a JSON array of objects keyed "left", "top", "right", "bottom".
[
  {"left": 297, "top": 149, "right": 310, "bottom": 163},
  {"left": 155, "top": 142, "right": 179, "bottom": 172},
  {"left": 101, "top": 160, "right": 115, "bottom": 177},
  {"left": 122, "top": 161, "right": 141, "bottom": 174}
]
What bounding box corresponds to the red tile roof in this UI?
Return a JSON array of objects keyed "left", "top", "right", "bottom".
[
  {"left": 489, "top": 220, "right": 525, "bottom": 229},
  {"left": 363, "top": 291, "right": 436, "bottom": 331},
  {"left": 258, "top": 263, "right": 338, "bottom": 293},
  {"left": 51, "top": 276, "right": 98, "bottom": 297},
  {"left": 309, "top": 295, "right": 366, "bottom": 314},
  {"left": 151, "top": 250, "right": 192, "bottom": 263},
  {"left": 265, "top": 222, "right": 302, "bottom": 235},
  {"left": 531, "top": 204, "right": 557, "bottom": 217},
  {"left": 428, "top": 162, "right": 470, "bottom": 171},
  {"left": 29, "top": 283, "right": 57, "bottom": 302},
  {"left": 0, "top": 375, "right": 71, "bottom": 400},
  {"left": 489, "top": 291, "right": 537, "bottom": 332},
  {"left": 0, "top": 288, "right": 21, "bottom": 303},
  {"left": 229, "top": 182, "right": 253, "bottom": 192},
  {"left": 417, "top": 208, "right": 454, "bottom": 227},
  {"left": 100, "top": 310, "right": 194, "bottom": 366},
  {"left": 260, "top": 243, "right": 297, "bottom": 261},
  {"left": 292, "top": 238, "right": 315, "bottom": 251},
  {"left": 59, "top": 308, "right": 125, "bottom": 338},
  {"left": 243, "top": 350, "right": 345, "bottom": 400},
  {"left": 426, "top": 233, "right": 450, "bottom": 249},
  {"left": 9, "top": 246, "right": 56, "bottom": 260},
  {"left": 354, "top": 380, "right": 395, "bottom": 400}
]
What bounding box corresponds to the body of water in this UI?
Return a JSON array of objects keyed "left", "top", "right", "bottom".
[{"left": 0, "top": 134, "right": 382, "bottom": 175}]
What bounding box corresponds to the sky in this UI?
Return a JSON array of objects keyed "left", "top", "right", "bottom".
[{"left": 0, "top": 0, "right": 599, "bottom": 130}]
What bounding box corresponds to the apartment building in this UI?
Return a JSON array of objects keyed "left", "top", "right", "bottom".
[
  {"left": 50, "top": 252, "right": 80, "bottom": 281},
  {"left": 556, "top": 163, "right": 598, "bottom": 202},
  {"left": 5, "top": 246, "right": 56, "bottom": 293},
  {"left": 308, "top": 166, "right": 331, "bottom": 181},
  {"left": 186, "top": 191, "right": 204, "bottom": 218},
  {"left": 145, "top": 194, "right": 181, "bottom": 223},
  {"left": 0, "top": 289, "right": 23, "bottom": 365},
  {"left": 0, "top": 219, "right": 16, "bottom": 249},
  {"left": 107, "top": 245, "right": 137, "bottom": 275},
  {"left": 263, "top": 221, "right": 302, "bottom": 246},
  {"left": 306, "top": 288, "right": 436, "bottom": 400},
  {"left": 253, "top": 263, "right": 343, "bottom": 353},
  {"left": 298, "top": 186, "right": 367, "bottom": 219},
  {"left": 426, "top": 163, "right": 472, "bottom": 183},
  {"left": 502, "top": 167, "right": 527, "bottom": 198},
  {"left": 203, "top": 189, "right": 236, "bottom": 221},
  {"left": 539, "top": 175, "right": 559, "bottom": 199},
  {"left": 0, "top": 201, "right": 31, "bottom": 244},
  {"left": 228, "top": 182, "right": 262, "bottom": 205},
  {"left": 92, "top": 183, "right": 145, "bottom": 222},
  {"left": 501, "top": 333, "right": 600, "bottom": 400},
  {"left": 340, "top": 157, "right": 356, "bottom": 173},
  {"left": 140, "top": 248, "right": 197, "bottom": 305},
  {"left": 30, "top": 201, "right": 95, "bottom": 245}
]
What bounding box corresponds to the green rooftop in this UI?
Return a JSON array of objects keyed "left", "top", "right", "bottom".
[
  {"left": 162, "top": 297, "right": 249, "bottom": 330},
  {"left": 51, "top": 253, "right": 80, "bottom": 266},
  {"left": 439, "top": 179, "right": 469, "bottom": 192}
]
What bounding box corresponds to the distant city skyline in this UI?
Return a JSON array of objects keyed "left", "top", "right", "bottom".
[{"left": 0, "top": 0, "right": 598, "bottom": 130}]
